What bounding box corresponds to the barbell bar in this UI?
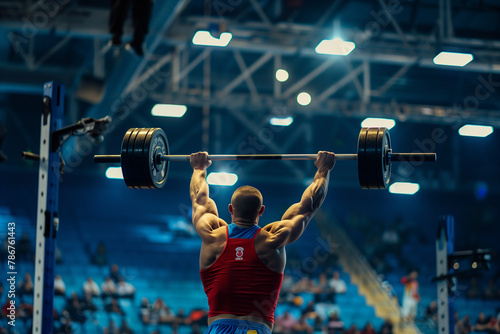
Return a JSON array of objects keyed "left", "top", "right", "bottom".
[
  {"left": 93, "top": 127, "right": 437, "bottom": 190},
  {"left": 94, "top": 152, "right": 435, "bottom": 162}
]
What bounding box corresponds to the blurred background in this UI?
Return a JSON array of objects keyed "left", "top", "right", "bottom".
[{"left": 0, "top": 0, "right": 499, "bottom": 333}]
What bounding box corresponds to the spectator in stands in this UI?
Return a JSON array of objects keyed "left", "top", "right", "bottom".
[
  {"left": 110, "top": 264, "right": 124, "bottom": 283},
  {"left": 326, "top": 311, "right": 344, "bottom": 334},
  {"left": 275, "top": 310, "right": 298, "bottom": 334},
  {"left": 314, "top": 272, "right": 336, "bottom": 303},
  {"left": 80, "top": 291, "right": 99, "bottom": 322},
  {"left": 18, "top": 233, "right": 33, "bottom": 262},
  {"left": 361, "top": 322, "right": 376, "bottom": 334},
  {"left": 91, "top": 241, "right": 108, "bottom": 266},
  {"left": 379, "top": 319, "right": 393, "bottom": 334},
  {"left": 57, "top": 309, "right": 74, "bottom": 334},
  {"left": 83, "top": 277, "right": 100, "bottom": 298},
  {"left": 381, "top": 227, "right": 400, "bottom": 254},
  {"left": 466, "top": 278, "right": 483, "bottom": 299},
  {"left": 328, "top": 271, "right": 347, "bottom": 294},
  {"left": 103, "top": 318, "right": 120, "bottom": 334},
  {"left": 188, "top": 308, "right": 209, "bottom": 334},
  {"left": 475, "top": 313, "right": 497, "bottom": 334},
  {"left": 105, "top": 298, "right": 125, "bottom": 316},
  {"left": 139, "top": 297, "right": 152, "bottom": 325},
  {"left": 174, "top": 308, "right": 189, "bottom": 334},
  {"left": 484, "top": 279, "right": 499, "bottom": 300},
  {"left": 424, "top": 300, "right": 438, "bottom": 328},
  {"left": 120, "top": 319, "right": 134, "bottom": 334},
  {"left": 455, "top": 313, "right": 473, "bottom": 334},
  {"left": 292, "top": 314, "right": 314, "bottom": 334},
  {"left": 400, "top": 270, "right": 420, "bottom": 322},
  {"left": 101, "top": 277, "right": 117, "bottom": 299},
  {"left": 65, "top": 291, "right": 86, "bottom": 324},
  {"left": 18, "top": 272, "right": 34, "bottom": 301},
  {"left": 292, "top": 277, "right": 317, "bottom": 294},
  {"left": 150, "top": 297, "right": 176, "bottom": 325},
  {"left": 279, "top": 275, "right": 295, "bottom": 304},
  {"left": 116, "top": 278, "right": 136, "bottom": 300},
  {"left": 54, "top": 274, "right": 66, "bottom": 296}
]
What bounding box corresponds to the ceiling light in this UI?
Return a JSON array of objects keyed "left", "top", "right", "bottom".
[
  {"left": 297, "top": 92, "right": 311, "bottom": 106},
  {"left": 192, "top": 31, "right": 232, "bottom": 47},
  {"left": 151, "top": 104, "right": 187, "bottom": 117},
  {"left": 361, "top": 118, "right": 396, "bottom": 129},
  {"left": 433, "top": 51, "right": 473, "bottom": 67},
  {"left": 389, "top": 182, "right": 420, "bottom": 195},
  {"left": 275, "top": 69, "right": 289, "bottom": 82},
  {"left": 458, "top": 125, "right": 493, "bottom": 137},
  {"left": 105, "top": 167, "right": 123, "bottom": 180},
  {"left": 315, "top": 38, "right": 356, "bottom": 56},
  {"left": 207, "top": 172, "right": 238, "bottom": 186},
  {"left": 270, "top": 117, "right": 294, "bottom": 126}
]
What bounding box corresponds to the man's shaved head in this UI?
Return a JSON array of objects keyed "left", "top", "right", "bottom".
[{"left": 230, "top": 186, "right": 263, "bottom": 222}]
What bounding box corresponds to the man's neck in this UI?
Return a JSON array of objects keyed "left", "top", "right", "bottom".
[{"left": 232, "top": 220, "right": 257, "bottom": 228}]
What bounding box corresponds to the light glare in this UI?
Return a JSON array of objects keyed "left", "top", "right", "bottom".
[
  {"left": 270, "top": 117, "right": 294, "bottom": 126},
  {"left": 315, "top": 38, "right": 356, "bottom": 56},
  {"left": 207, "top": 172, "right": 238, "bottom": 186},
  {"left": 297, "top": 92, "right": 311, "bottom": 106},
  {"left": 192, "top": 31, "right": 232, "bottom": 47},
  {"left": 458, "top": 125, "right": 493, "bottom": 137},
  {"left": 361, "top": 118, "right": 396, "bottom": 130},
  {"left": 151, "top": 104, "right": 187, "bottom": 117},
  {"left": 105, "top": 167, "right": 123, "bottom": 180},
  {"left": 275, "top": 69, "right": 289, "bottom": 82},
  {"left": 388, "top": 182, "right": 420, "bottom": 195},
  {"left": 433, "top": 51, "right": 473, "bottom": 67}
]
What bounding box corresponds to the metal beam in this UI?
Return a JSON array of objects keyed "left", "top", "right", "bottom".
[
  {"left": 233, "top": 50, "right": 260, "bottom": 100},
  {"left": 373, "top": 63, "right": 414, "bottom": 97},
  {"left": 316, "top": 64, "right": 364, "bottom": 103},
  {"left": 217, "top": 52, "right": 273, "bottom": 98},
  {"left": 377, "top": 0, "right": 415, "bottom": 53},
  {"left": 283, "top": 58, "right": 338, "bottom": 99},
  {"left": 151, "top": 91, "right": 500, "bottom": 128},
  {"left": 249, "top": 0, "right": 272, "bottom": 26}
]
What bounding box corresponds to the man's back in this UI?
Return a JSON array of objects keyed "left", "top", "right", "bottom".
[
  {"left": 200, "top": 223, "right": 283, "bottom": 327},
  {"left": 189, "top": 151, "right": 336, "bottom": 332}
]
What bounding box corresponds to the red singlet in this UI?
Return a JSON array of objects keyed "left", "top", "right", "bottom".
[{"left": 200, "top": 224, "right": 284, "bottom": 324}]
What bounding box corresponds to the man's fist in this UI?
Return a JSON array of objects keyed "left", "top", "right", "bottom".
[
  {"left": 315, "top": 151, "right": 336, "bottom": 171},
  {"left": 190, "top": 151, "right": 212, "bottom": 170}
]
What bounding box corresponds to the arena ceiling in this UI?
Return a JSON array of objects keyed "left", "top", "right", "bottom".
[{"left": 0, "top": 0, "right": 499, "bottom": 193}]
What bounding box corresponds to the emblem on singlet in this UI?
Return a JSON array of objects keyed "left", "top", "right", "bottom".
[{"left": 235, "top": 247, "right": 244, "bottom": 260}]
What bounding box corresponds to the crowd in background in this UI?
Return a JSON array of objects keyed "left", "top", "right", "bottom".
[{"left": 1, "top": 224, "right": 500, "bottom": 334}]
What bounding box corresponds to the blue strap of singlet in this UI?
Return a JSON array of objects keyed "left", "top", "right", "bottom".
[{"left": 227, "top": 223, "right": 260, "bottom": 239}]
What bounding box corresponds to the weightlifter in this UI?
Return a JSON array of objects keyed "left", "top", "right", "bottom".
[{"left": 189, "top": 151, "right": 336, "bottom": 334}]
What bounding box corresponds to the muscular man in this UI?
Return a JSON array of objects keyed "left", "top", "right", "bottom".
[{"left": 190, "top": 151, "right": 336, "bottom": 334}]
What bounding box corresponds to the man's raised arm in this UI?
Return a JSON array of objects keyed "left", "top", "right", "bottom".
[
  {"left": 190, "top": 152, "right": 222, "bottom": 235},
  {"left": 264, "top": 151, "right": 336, "bottom": 247}
]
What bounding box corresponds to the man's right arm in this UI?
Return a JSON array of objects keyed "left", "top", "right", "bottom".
[{"left": 263, "top": 151, "right": 335, "bottom": 248}]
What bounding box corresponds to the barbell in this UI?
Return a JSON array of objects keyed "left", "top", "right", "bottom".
[{"left": 94, "top": 127, "right": 437, "bottom": 189}]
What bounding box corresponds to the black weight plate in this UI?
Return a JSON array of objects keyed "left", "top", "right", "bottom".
[
  {"left": 357, "top": 128, "right": 369, "bottom": 189},
  {"left": 132, "top": 128, "right": 150, "bottom": 189},
  {"left": 145, "top": 128, "right": 169, "bottom": 189},
  {"left": 121, "top": 128, "right": 140, "bottom": 188},
  {"left": 376, "top": 128, "right": 392, "bottom": 189},
  {"left": 365, "top": 128, "right": 380, "bottom": 189},
  {"left": 141, "top": 128, "right": 156, "bottom": 189}
]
